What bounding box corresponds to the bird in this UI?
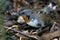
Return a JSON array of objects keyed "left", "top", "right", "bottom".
[
  {"left": 17, "top": 13, "right": 51, "bottom": 28},
  {"left": 42, "top": 2, "right": 57, "bottom": 14}
]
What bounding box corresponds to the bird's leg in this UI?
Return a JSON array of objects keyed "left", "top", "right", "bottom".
[
  {"left": 36, "top": 27, "right": 42, "bottom": 33},
  {"left": 50, "top": 22, "right": 56, "bottom": 32},
  {"left": 32, "top": 27, "right": 42, "bottom": 35}
]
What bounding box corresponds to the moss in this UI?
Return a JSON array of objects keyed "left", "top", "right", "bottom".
[
  {"left": 0, "top": 0, "right": 6, "bottom": 12},
  {"left": 0, "top": 13, "right": 6, "bottom": 40}
]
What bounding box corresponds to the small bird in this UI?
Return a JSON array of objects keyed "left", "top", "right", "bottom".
[
  {"left": 42, "top": 2, "right": 57, "bottom": 14},
  {"left": 17, "top": 13, "right": 51, "bottom": 28}
]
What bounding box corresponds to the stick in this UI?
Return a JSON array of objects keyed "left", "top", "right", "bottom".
[{"left": 4, "top": 27, "right": 38, "bottom": 40}]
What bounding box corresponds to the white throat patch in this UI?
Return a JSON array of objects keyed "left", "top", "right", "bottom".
[{"left": 17, "top": 16, "right": 25, "bottom": 23}]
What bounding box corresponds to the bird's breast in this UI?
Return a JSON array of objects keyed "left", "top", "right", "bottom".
[{"left": 27, "top": 19, "right": 39, "bottom": 27}]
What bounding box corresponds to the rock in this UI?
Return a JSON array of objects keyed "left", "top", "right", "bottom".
[
  {"left": 41, "top": 30, "right": 60, "bottom": 40},
  {"left": 3, "top": 15, "right": 10, "bottom": 20},
  {"left": 4, "top": 21, "right": 14, "bottom": 26}
]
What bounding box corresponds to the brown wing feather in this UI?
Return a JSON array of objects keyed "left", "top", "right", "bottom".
[{"left": 22, "top": 16, "right": 30, "bottom": 23}]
